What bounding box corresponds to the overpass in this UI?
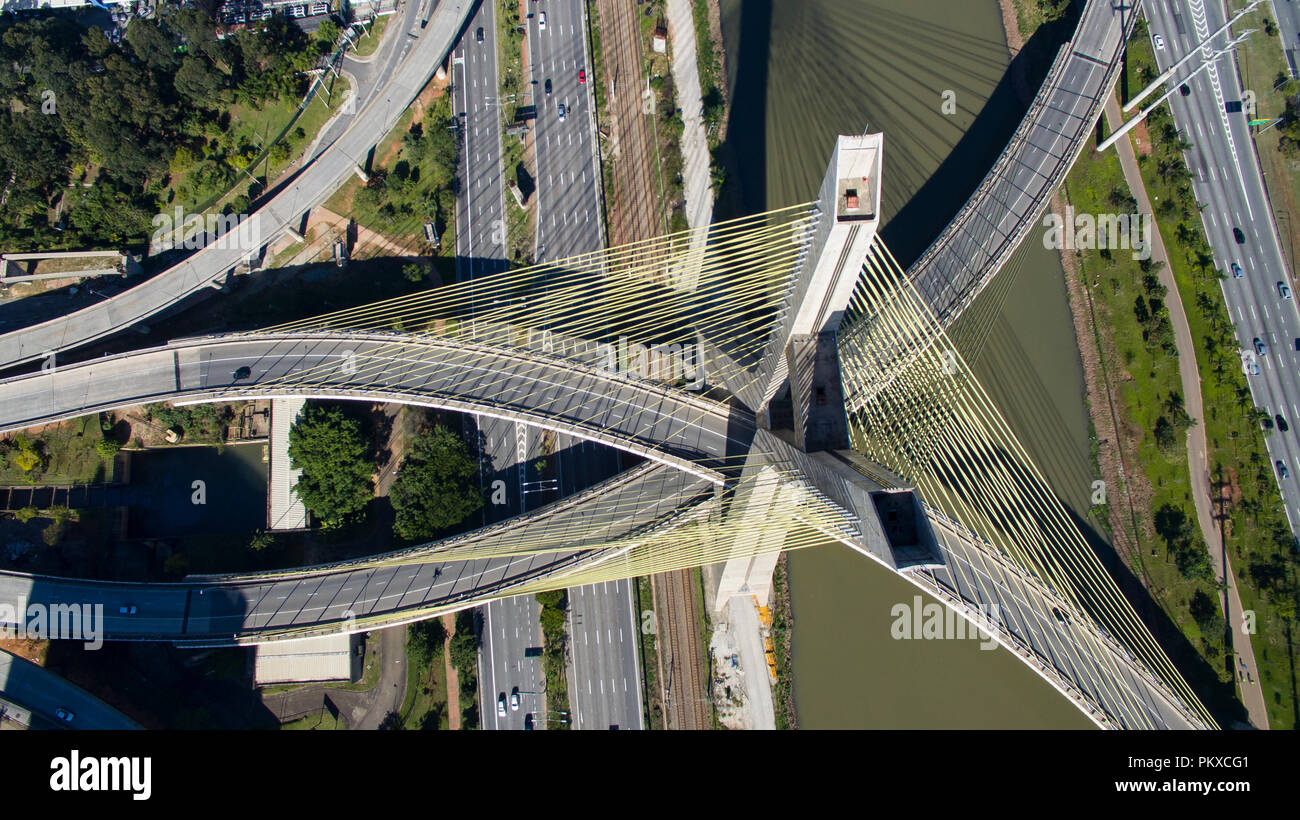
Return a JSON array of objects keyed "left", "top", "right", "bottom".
[
  {"left": 0, "top": 0, "right": 478, "bottom": 370},
  {"left": 906, "top": 0, "right": 1138, "bottom": 327}
]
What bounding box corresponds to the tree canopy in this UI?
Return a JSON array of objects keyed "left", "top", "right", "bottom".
[
  {"left": 288, "top": 404, "right": 374, "bottom": 528},
  {"left": 389, "top": 426, "right": 483, "bottom": 541}
]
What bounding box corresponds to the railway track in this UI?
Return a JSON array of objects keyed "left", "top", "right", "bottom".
[{"left": 654, "top": 568, "right": 712, "bottom": 729}]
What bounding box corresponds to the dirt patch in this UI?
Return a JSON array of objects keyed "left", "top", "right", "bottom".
[
  {"left": 1131, "top": 119, "right": 1154, "bottom": 157},
  {"left": 0, "top": 638, "right": 47, "bottom": 665}
]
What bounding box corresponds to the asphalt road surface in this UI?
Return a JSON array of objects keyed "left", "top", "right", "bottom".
[{"left": 1145, "top": 0, "right": 1300, "bottom": 533}]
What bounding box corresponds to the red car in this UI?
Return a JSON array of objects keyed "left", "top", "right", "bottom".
[{"left": 578, "top": 68, "right": 586, "bottom": 84}]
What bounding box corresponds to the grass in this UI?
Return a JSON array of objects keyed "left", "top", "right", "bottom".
[
  {"left": 1121, "top": 24, "right": 1300, "bottom": 729},
  {"left": 0, "top": 416, "right": 112, "bottom": 486},
  {"left": 281, "top": 710, "right": 345, "bottom": 730},
  {"left": 352, "top": 15, "right": 389, "bottom": 59},
  {"left": 634, "top": 575, "right": 665, "bottom": 730},
  {"left": 397, "top": 645, "right": 450, "bottom": 730},
  {"left": 691, "top": 566, "right": 719, "bottom": 728}
]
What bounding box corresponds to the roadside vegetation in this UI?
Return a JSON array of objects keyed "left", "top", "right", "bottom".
[
  {"left": 635, "top": 575, "right": 665, "bottom": 729},
  {"left": 0, "top": 416, "right": 115, "bottom": 485},
  {"left": 1063, "top": 21, "right": 1300, "bottom": 728},
  {"left": 0, "top": 9, "right": 343, "bottom": 252},
  {"left": 448, "top": 609, "right": 481, "bottom": 728},
  {"left": 393, "top": 619, "right": 450, "bottom": 730},
  {"left": 535, "top": 589, "right": 571, "bottom": 728}
]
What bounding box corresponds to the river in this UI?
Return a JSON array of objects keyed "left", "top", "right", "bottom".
[{"left": 718, "top": 0, "right": 1098, "bottom": 728}]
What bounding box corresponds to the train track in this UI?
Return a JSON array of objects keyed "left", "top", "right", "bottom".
[
  {"left": 653, "top": 568, "right": 712, "bottom": 730},
  {"left": 593, "top": 0, "right": 663, "bottom": 247}
]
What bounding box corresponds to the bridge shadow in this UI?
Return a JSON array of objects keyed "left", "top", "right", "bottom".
[
  {"left": 1065, "top": 506, "right": 1249, "bottom": 727},
  {"left": 880, "top": 2, "right": 1081, "bottom": 269}
]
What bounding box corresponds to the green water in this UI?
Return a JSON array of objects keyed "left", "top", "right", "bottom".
[{"left": 720, "top": 0, "right": 1096, "bottom": 728}]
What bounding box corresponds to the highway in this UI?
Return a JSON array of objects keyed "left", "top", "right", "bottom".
[
  {"left": 1143, "top": 1, "right": 1300, "bottom": 531},
  {"left": 1272, "top": 0, "right": 1300, "bottom": 77},
  {"left": 530, "top": 0, "right": 604, "bottom": 261},
  {"left": 528, "top": 0, "right": 643, "bottom": 730},
  {"left": 0, "top": 649, "right": 140, "bottom": 730},
  {"left": 0, "top": 0, "right": 478, "bottom": 370}
]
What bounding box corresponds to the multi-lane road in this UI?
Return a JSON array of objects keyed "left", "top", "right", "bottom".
[
  {"left": 1144, "top": 1, "right": 1300, "bottom": 532},
  {"left": 526, "top": 0, "right": 643, "bottom": 730}
]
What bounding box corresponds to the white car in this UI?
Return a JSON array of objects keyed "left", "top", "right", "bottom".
[
  {"left": 497, "top": 693, "right": 507, "bottom": 718},
  {"left": 539, "top": 11, "right": 546, "bottom": 30},
  {"left": 510, "top": 687, "right": 520, "bottom": 711},
  {"left": 1153, "top": 34, "right": 1166, "bottom": 51}
]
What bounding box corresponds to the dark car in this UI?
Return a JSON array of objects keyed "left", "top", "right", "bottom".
[
  {"left": 1254, "top": 337, "right": 1267, "bottom": 356},
  {"left": 1277, "top": 415, "right": 1289, "bottom": 432},
  {"left": 476, "top": 26, "right": 484, "bottom": 43},
  {"left": 232, "top": 366, "right": 251, "bottom": 380},
  {"left": 1179, "top": 83, "right": 1191, "bottom": 96},
  {"left": 1234, "top": 227, "right": 1246, "bottom": 244},
  {"left": 1231, "top": 261, "right": 1243, "bottom": 279},
  {"left": 544, "top": 78, "right": 552, "bottom": 95},
  {"left": 1278, "top": 460, "right": 1290, "bottom": 480},
  {"left": 524, "top": 713, "right": 534, "bottom": 730}
]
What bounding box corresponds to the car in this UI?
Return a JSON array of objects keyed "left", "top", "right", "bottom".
[
  {"left": 54, "top": 708, "right": 73, "bottom": 723},
  {"left": 1247, "top": 360, "right": 1260, "bottom": 376},
  {"left": 1295, "top": 338, "right": 1300, "bottom": 352},
  {"left": 476, "top": 27, "right": 484, "bottom": 43},
  {"left": 524, "top": 713, "right": 534, "bottom": 730},
  {"left": 539, "top": 11, "right": 546, "bottom": 29},
  {"left": 1052, "top": 607, "right": 1070, "bottom": 627},
  {"left": 1277, "top": 460, "right": 1290, "bottom": 480},
  {"left": 1179, "top": 83, "right": 1191, "bottom": 96},
  {"left": 544, "top": 78, "right": 552, "bottom": 95},
  {"left": 557, "top": 102, "right": 566, "bottom": 121},
  {"left": 496, "top": 693, "right": 507, "bottom": 717},
  {"left": 1280, "top": 281, "right": 1293, "bottom": 300},
  {"left": 1255, "top": 337, "right": 1267, "bottom": 356},
  {"left": 1231, "top": 261, "right": 1243, "bottom": 279},
  {"left": 510, "top": 687, "right": 520, "bottom": 711},
  {"left": 1153, "top": 33, "right": 1166, "bottom": 50},
  {"left": 231, "top": 365, "right": 251, "bottom": 380},
  {"left": 578, "top": 68, "right": 586, "bottom": 84},
  {"left": 118, "top": 605, "right": 137, "bottom": 615},
  {"left": 1234, "top": 227, "right": 1247, "bottom": 244},
  {"left": 1278, "top": 415, "right": 1290, "bottom": 433}
]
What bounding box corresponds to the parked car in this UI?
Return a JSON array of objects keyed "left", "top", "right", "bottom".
[
  {"left": 1277, "top": 460, "right": 1290, "bottom": 480},
  {"left": 1231, "top": 261, "right": 1243, "bottom": 279}
]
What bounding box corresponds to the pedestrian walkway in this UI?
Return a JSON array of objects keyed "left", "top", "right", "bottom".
[
  {"left": 268, "top": 397, "right": 308, "bottom": 531},
  {"left": 666, "top": 0, "right": 714, "bottom": 289}
]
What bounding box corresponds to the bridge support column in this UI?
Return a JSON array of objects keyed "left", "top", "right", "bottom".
[
  {"left": 354, "top": 165, "right": 370, "bottom": 183},
  {"left": 714, "top": 463, "right": 793, "bottom": 613}
]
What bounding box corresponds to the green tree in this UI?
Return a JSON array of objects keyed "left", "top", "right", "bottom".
[
  {"left": 389, "top": 427, "right": 483, "bottom": 541},
  {"left": 288, "top": 404, "right": 374, "bottom": 527}
]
